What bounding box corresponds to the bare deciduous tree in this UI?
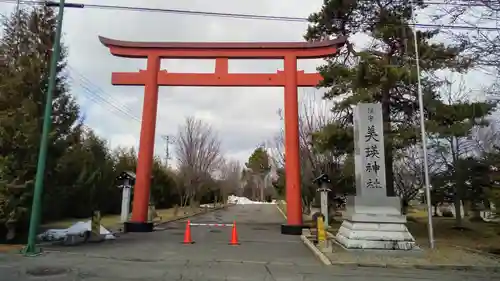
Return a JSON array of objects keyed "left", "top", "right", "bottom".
[
  {"left": 428, "top": 77, "right": 478, "bottom": 169},
  {"left": 471, "top": 120, "right": 500, "bottom": 155},
  {"left": 393, "top": 145, "right": 441, "bottom": 214},
  {"left": 269, "top": 89, "right": 343, "bottom": 214},
  {"left": 175, "top": 117, "right": 223, "bottom": 207},
  {"left": 433, "top": 1, "right": 500, "bottom": 90},
  {"left": 216, "top": 158, "right": 242, "bottom": 203}
]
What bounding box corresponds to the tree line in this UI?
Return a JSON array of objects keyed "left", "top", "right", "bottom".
[
  {"left": 0, "top": 7, "right": 244, "bottom": 241},
  {"left": 3, "top": 1, "right": 500, "bottom": 241},
  {"left": 268, "top": 0, "right": 500, "bottom": 228}
]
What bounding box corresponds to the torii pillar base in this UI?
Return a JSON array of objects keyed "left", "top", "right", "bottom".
[
  {"left": 281, "top": 224, "right": 304, "bottom": 235},
  {"left": 124, "top": 222, "right": 154, "bottom": 233}
]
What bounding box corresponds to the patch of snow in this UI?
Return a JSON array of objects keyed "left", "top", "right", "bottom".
[
  {"left": 200, "top": 203, "right": 215, "bottom": 208},
  {"left": 38, "top": 220, "right": 115, "bottom": 242},
  {"left": 227, "top": 195, "right": 276, "bottom": 205}
]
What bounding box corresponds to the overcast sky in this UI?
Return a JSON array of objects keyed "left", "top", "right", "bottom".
[{"left": 0, "top": 0, "right": 492, "bottom": 167}]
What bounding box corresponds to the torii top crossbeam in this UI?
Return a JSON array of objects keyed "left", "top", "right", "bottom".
[
  {"left": 99, "top": 36, "right": 347, "bottom": 59},
  {"left": 98, "top": 36, "right": 346, "bottom": 87}
]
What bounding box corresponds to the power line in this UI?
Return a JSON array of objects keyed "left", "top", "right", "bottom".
[
  {"left": 68, "top": 66, "right": 141, "bottom": 122},
  {"left": 0, "top": 0, "right": 306, "bottom": 21},
  {"left": 65, "top": 67, "right": 172, "bottom": 146},
  {"left": 426, "top": 0, "right": 500, "bottom": 7},
  {"left": 66, "top": 70, "right": 142, "bottom": 123},
  {"left": 74, "top": 81, "right": 140, "bottom": 122},
  {"left": 65, "top": 69, "right": 142, "bottom": 127},
  {"left": 1, "top": 0, "right": 499, "bottom": 31}
]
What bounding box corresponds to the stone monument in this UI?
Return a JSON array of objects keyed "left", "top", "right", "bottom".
[{"left": 336, "top": 103, "right": 418, "bottom": 250}]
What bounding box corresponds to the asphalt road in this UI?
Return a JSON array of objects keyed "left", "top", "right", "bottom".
[{"left": 1, "top": 204, "right": 499, "bottom": 280}]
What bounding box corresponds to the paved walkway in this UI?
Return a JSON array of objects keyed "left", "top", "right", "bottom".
[{"left": 1, "top": 204, "right": 499, "bottom": 280}]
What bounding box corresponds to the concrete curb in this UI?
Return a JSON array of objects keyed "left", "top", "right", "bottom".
[
  {"left": 276, "top": 203, "right": 287, "bottom": 220},
  {"left": 279, "top": 202, "right": 333, "bottom": 266},
  {"left": 328, "top": 261, "right": 500, "bottom": 272},
  {"left": 106, "top": 205, "right": 231, "bottom": 234},
  {"left": 154, "top": 204, "right": 230, "bottom": 228},
  {"left": 299, "top": 234, "right": 332, "bottom": 266}
]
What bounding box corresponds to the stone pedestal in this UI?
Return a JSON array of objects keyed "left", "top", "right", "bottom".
[
  {"left": 336, "top": 197, "right": 418, "bottom": 250},
  {"left": 335, "top": 103, "right": 418, "bottom": 251}
]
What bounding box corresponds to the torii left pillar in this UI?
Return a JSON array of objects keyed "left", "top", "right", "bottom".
[
  {"left": 99, "top": 36, "right": 346, "bottom": 234},
  {"left": 128, "top": 56, "right": 160, "bottom": 232}
]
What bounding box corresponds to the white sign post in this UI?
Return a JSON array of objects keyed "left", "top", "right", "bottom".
[
  {"left": 336, "top": 103, "right": 418, "bottom": 251},
  {"left": 317, "top": 185, "right": 331, "bottom": 227},
  {"left": 120, "top": 179, "right": 132, "bottom": 223}
]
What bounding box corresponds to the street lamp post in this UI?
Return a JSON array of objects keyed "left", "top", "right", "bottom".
[
  {"left": 313, "top": 174, "right": 331, "bottom": 227},
  {"left": 22, "top": 0, "right": 83, "bottom": 256}
]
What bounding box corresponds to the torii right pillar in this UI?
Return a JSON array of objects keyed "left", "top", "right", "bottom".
[{"left": 281, "top": 54, "right": 303, "bottom": 235}]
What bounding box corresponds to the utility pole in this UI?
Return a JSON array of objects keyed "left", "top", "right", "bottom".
[
  {"left": 14, "top": 0, "right": 21, "bottom": 58},
  {"left": 22, "top": 0, "right": 83, "bottom": 256},
  {"left": 15, "top": 0, "right": 20, "bottom": 23},
  {"left": 259, "top": 142, "right": 269, "bottom": 202},
  {"left": 411, "top": 2, "right": 434, "bottom": 249},
  {"left": 161, "top": 135, "right": 174, "bottom": 167}
]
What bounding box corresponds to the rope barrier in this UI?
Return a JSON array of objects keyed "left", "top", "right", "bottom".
[{"left": 189, "top": 223, "right": 233, "bottom": 227}]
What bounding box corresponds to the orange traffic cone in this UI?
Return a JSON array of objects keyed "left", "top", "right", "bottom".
[
  {"left": 183, "top": 220, "right": 194, "bottom": 244},
  {"left": 229, "top": 221, "right": 239, "bottom": 245}
]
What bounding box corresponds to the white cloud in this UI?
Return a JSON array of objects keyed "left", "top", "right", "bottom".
[
  {"left": 52, "top": 0, "right": 328, "bottom": 166},
  {"left": 109, "top": 134, "right": 138, "bottom": 150},
  {"left": 0, "top": 0, "right": 493, "bottom": 168}
]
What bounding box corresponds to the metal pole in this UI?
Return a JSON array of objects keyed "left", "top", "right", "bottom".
[
  {"left": 411, "top": 3, "right": 435, "bottom": 249},
  {"left": 15, "top": 0, "right": 21, "bottom": 58},
  {"left": 22, "top": 0, "right": 67, "bottom": 256},
  {"left": 161, "top": 135, "right": 173, "bottom": 167},
  {"left": 166, "top": 136, "right": 170, "bottom": 167},
  {"left": 260, "top": 173, "right": 265, "bottom": 202},
  {"left": 15, "top": 0, "right": 20, "bottom": 20}
]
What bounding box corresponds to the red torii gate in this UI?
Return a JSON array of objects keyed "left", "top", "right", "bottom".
[{"left": 99, "top": 36, "right": 346, "bottom": 235}]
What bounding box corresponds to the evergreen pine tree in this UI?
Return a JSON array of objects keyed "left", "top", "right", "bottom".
[
  {"left": 0, "top": 7, "right": 81, "bottom": 227},
  {"left": 305, "top": 0, "right": 472, "bottom": 196},
  {"left": 0, "top": 6, "right": 81, "bottom": 179},
  {"left": 427, "top": 98, "right": 496, "bottom": 226}
]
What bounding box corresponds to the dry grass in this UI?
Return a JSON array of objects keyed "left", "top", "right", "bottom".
[
  {"left": 327, "top": 208, "right": 500, "bottom": 252},
  {"left": 0, "top": 244, "right": 24, "bottom": 253},
  {"left": 280, "top": 202, "right": 500, "bottom": 265},
  {"left": 324, "top": 241, "right": 500, "bottom": 267},
  {"left": 321, "top": 209, "right": 500, "bottom": 266},
  {"left": 0, "top": 206, "right": 221, "bottom": 254},
  {"left": 406, "top": 210, "right": 500, "bottom": 252},
  {"left": 41, "top": 206, "right": 206, "bottom": 230}
]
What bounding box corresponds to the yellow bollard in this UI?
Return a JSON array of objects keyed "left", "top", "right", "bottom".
[{"left": 317, "top": 215, "right": 326, "bottom": 243}]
